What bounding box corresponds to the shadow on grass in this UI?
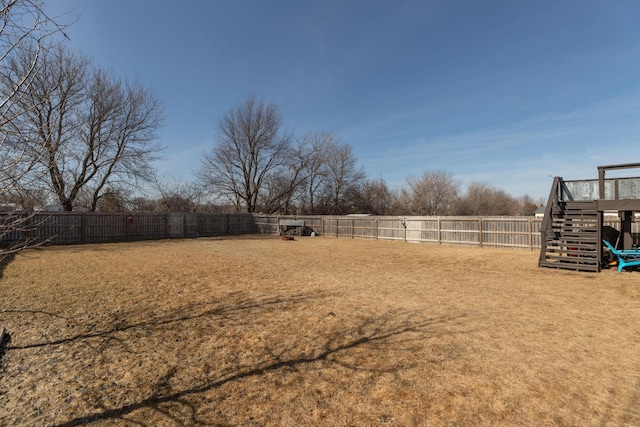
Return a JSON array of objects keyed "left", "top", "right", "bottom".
[
  {"left": 5, "top": 290, "right": 329, "bottom": 351},
  {"left": 0, "top": 252, "right": 16, "bottom": 370},
  {"left": 614, "top": 377, "right": 640, "bottom": 426},
  {"left": 47, "top": 308, "right": 468, "bottom": 427},
  {"left": 0, "top": 251, "right": 15, "bottom": 280},
  {"left": 0, "top": 329, "right": 10, "bottom": 371},
  {"left": 3, "top": 287, "right": 470, "bottom": 426}
]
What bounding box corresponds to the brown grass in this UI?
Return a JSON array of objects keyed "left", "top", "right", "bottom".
[{"left": 1, "top": 235, "right": 640, "bottom": 426}]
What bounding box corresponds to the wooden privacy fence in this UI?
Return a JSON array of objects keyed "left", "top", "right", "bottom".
[
  {"left": 253, "top": 215, "right": 639, "bottom": 250},
  {"left": 3, "top": 212, "right": 637, "bottom": 251},
  {"left": 254, "top": 215, "right": 544, "bottom": 250},
  {"left": 0, "top": 212, "right": 257, "bottom": 247}
]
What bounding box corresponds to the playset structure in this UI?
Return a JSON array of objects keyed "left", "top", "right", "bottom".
[{"left": 539, "top": 162, "right": 640, "bottom": 272}]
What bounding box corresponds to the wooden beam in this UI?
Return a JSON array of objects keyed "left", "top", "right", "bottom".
[
  {"left": 539, "top": 177, "right": 560, "bottom": 266},
  {"left": 597, "top": 162, "right": 640, "bottom": 171},
  {"left": 598, "top": 167, "right": 606, "bottom": 200},
  {"left": 597, "top": 200, "right": 640, "bottom": 211}
]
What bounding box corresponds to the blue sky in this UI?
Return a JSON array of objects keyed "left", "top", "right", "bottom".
[{"left": 47, "top": 0, "right": 640, "bottom": 199}]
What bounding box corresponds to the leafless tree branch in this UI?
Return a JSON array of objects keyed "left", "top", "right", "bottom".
[{"left": 0, "top": 0, "right": 74, "bottom": 258}]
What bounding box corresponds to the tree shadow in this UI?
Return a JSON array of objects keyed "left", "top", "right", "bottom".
[
  {"left": 3, "top": 285, "right": 472, "bottom": 426},
  {"left": 46, "top": 308, "right": 470, "bottom": 427},
  {"left": 604, "top": 376, "right": 640, "bottom": 426},
  {"left": 5, "top": 290, "right": 332, "bottom": 351},
  {"left": 0, "top": 251, "right": 15, "bottom": 279},
  {"left": 0, "top": 329, "right": 10, "bottom": 371}
]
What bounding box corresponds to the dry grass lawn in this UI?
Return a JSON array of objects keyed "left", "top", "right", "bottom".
[{"left": 1, "top": 235, "right": 640, "bottom": 426}]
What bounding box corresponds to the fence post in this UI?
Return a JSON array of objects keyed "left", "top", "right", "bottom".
[
  {"left": 478, "top": 218, "right": 483, "bottom": 248},
  {"left": 80, "top": 213, "right": 86, "bottom": 243},
  {"left": 404, "top": 218, "right": 407, "bottom": 242},
  {"left": 25, "top": 212, "right": 33, "bottom": 244},
  {"left": 164, "top": 214, "right": 169, "bottom": 238},
  {"left": 181, "top": 214, "right": 186, "bottom": 238}
]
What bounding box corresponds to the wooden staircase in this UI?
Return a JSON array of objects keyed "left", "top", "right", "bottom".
[{"left": 539, "top": 178, "right": 602, "bottom": 272}]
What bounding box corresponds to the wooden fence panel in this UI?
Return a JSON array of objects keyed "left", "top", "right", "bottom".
[
  {"left": 83, "top": 214, "right": 125, "bottom": 242},
  {"left": 37, "top": 213, "right": 83, "bottom": 244},
  {"left": 166, "top": 214, "right": 184, "bottom": 238},
  {"left": 439, "top": 218, "right": 481, "bottom": 246},
  {"left": 322, "top": 218, "right": 338, "bottom": 237},
  {"left": 377, "top": 217, "right": 404, "bottom": 241},
  {"left": 336, "top": 218, "right": 353, "bottom": 238},
  {"left": 531, "top": 219, "right": 542, "bottom": 248},
  {"left": 183, "top": 214, "right": 199, "bottom": 238},
  {"left": 405, "top": 218, "right": 439, "bottom": 243},
  {"left": 228, "top": 214, "right": 257, "bottom": 234},
  {"left": 302, "top": 217, "right": 323, "bottom": 235},
  {"left": 199, "top": 214, "right": 228, "bottom": 236},
  {"left": 481, "top": 218, "right": 532, "bottom": 249},
  {"left": 405, "top": 219, "right": 420, "bottom": 242},
  {"left": 0, "top": 213, "right": 26, "bottom": 243},
  {"left": 122, "top": 214, "right": 167, "bottom": 241},
  {"left": 351, "top": 218, "right": 377, "bottom": 239},
  {"left": 0, "top": 212, "right": 257, "bottom": 247},
  {"left": 253, "top": 215, "right": 276, "bottom": 234}
]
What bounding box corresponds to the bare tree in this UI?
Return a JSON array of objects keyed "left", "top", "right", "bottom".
[
  {"left": 2, "top": 44, "right": 164, "bottom": 211},
  {"left": 257, "top": 139, "right": 313, "bottom": 214},
  {"left": 95, "top": 187, "right": 128, "bottom": 212},
  {"left": 295, "top": 132, "right": 333, "bottom": 214},
  {"left": 129, "top": 196, "right": 157, "bottom": 213},
  {"left": 516, "top": 194, "right": 539, "bottom": 216},
  {"left": 273, "top": 132, "right": 366, "bottom": 215},
  {"left": 0, "top": 0, "right": 72, "bottom": 255},
  {"left": 350, "top": 177, "right": 399, "bottom": 215},
  {"left": 402, "top": 170, "right": 459, "bottom": 216},
  {"left": 327, "top": 143, "right": 363, "bottom": 214},
  {"left": 197, "top": 94, "right": 292, "bottom": 213},
  {"left": 152, "top": 176, "right": 205, "bottom": 213},
  {"left": 454, "top": 181, "right": 518, "bottom": 216}
]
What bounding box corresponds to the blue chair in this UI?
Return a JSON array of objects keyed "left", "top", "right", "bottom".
[{"left": 602, "top": 240, "right": 640, "bottom": 272}]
